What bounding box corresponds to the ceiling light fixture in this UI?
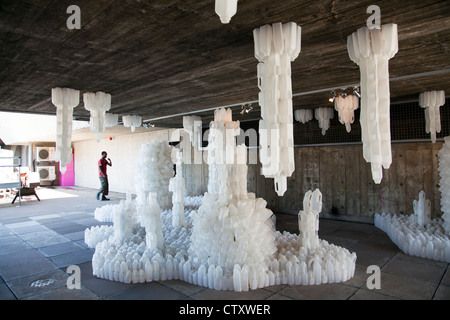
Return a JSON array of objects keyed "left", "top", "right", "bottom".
[
  {"left": 329, "top": 91, "right": 336, "bottom": 103},
  {"left": 143, "top": 122, "right": 155, "bottom": 128},
  {"left": 240, "top": 104, "right": 253, "bottom": 115}
]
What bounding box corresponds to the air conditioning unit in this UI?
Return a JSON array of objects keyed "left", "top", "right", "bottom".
[
  {"left": 36, "top": 147, "right": 55, "bottom": 162},
  {"left": 37, "top": 166, "right": 56, "bottom": 181}
]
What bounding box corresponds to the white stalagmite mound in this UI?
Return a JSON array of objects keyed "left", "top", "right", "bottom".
[
  {"left": 375, "top": 212, "right": 450, "bottom": 263},
  {"left": 85, "top": 108, "right": 356, "bottom": 290},
  {"left": 375, "top": 140, "right": 450, "bottom": 263}
]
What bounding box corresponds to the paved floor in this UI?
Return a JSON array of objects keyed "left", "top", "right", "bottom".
[{"left": 0, "top": 186, "right": 449, "bottom": 300}]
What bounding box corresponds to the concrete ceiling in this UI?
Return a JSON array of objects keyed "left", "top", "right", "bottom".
[{"left": 1, "top": 0, "right": 449, "bottom": 128}]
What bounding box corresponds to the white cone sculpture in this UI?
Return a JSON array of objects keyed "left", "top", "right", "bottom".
[
  {"left": 83, "top": 91, "right": 112, "bottom": 142},
  {"left": 51, "top": 87, "right": 80, "bottom": 174},
  {"left": 254, "top": 22, "right": 301, "bottom": 196},
  {"left": 334, "top": 94, "right": 359, "bottom": 133},
  {"left": 347, "top": 24, "right": 398, "bottom": 184},
  {"left": 419, "top": 91, "right": 445, "bottom": 143},
  {"left": 215, "top": 0, "right": 238, "bottom": 24}
]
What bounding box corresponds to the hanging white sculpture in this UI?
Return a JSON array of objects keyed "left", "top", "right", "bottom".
[
  {"left": 419, "top": 91, "right": 445, "bottom": 143},
  {"left": 123, "top": 115, "right": 142, "bottom": 133},
  {"left": 51, "top": 87, "right": 80, "bottom": 174},
  {"left": 254, "top": 22, "right": 302, "bottom": 196},
  {"left": 105, "top": 113, "right": 119, "bottom": 127},
  {"left": 215, "top": 0, "right": 238, "bottom": 24},
  {"left": 84, "top": 108, "right": 357, "bottom": 290},
  {"left": 315, "top": 108, "right": 334, "bottom": 136},
  {"left": 347, "top": 24, "right": 398, "bottom": 184},
  {"left": 83, "top": 91, "right": 112, "bottom": 142},
  {"left": 294, "top": 109, "right": 313, "bottom": 124},
  {"left": 334, "top": 94, "right": 359, "bottom": 132}
]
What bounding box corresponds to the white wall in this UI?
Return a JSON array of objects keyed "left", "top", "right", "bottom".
[{"left": 73, "top": 129, "right": 176, "bottom": 194}]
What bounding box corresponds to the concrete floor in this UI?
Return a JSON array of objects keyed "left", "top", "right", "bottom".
[{"left": 0, "top": 186, "right": 449, "bottom": 300}]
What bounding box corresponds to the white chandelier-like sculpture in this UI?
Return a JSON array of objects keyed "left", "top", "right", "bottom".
[
  {"left": 254, "top": 22, "right": 302, "bottom": 196},
  {"left": 347, "top": 24, "right": 398, "bottom": 184},
  {"left": 315, "top": 108, "right": 334, "bottom": 136},
  {"left": 334, "top": 94, "right": 359, "bottom": 132},
  {"left": 51, "top": 87, "right": 80, "bottom": 174},
  {"left": 105, "top": 113, "right": 119, "bottom": 128},
  {"left": 294, "top": 109, "right": 313, "bottom": 124},
  {"left": 123, "top": 115, "right": 142, "bottom": 133},
  {"left": 83, "top": 91, "right": 112, "bottom": 142},
  {"left": 215, "top": 0, "right": 238, "bottom": 24},
  {"left": 419, "top": 90, "right": 445, "bottom": 143}
]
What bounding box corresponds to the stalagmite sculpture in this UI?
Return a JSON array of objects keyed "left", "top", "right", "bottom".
[
  {"left": 140, "top": 193, "right": 164, "bottom": 250},
  {"left": 374, "top": 135, "right": 450, "bottom": 263},
  {"left": 254, "top": 22, "right": 301, "bottom": 196},
  {"left": 413, "top": 191, "right": 431, "bottom": 228},
  {"left": 51, "top": 87, "right": 80, "bottom": 174},
  {"left": 105, "top": 113, "right": 119, "bottom": 127},
  {"left": 183, "top": 115, "right": 202, "bottom": 150},
  {"left": 169, "top": 151, "right": 186, "bottom": 227},
  {"left": 347, "top": 24, "right": 398, "bottom": 184},
  {"left": 135, "top": 140, "right": 174, "bottom": 211},
  {"left": 419, "top": 91, "right": 445, "bottom": 143},
  {"left": 188, "top": 108, "right": 277, "bottom": 291},
  {"left": 85, "top": 109, "right": 357, "bottom": 290},
  {"left": 375, "top": 161, "right": 450, "bottom": 263},
  {"left": 298, "top": 190, "right": 321, "bottom": 252}
]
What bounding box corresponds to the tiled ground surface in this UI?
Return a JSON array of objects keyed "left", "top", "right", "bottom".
[{"left": 0, "top": 186, "right": 449, "bottom": 300}]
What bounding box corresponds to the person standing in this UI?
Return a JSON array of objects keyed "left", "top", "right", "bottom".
[{"left": 97, "top": 151, "right": 112, "bottom": 201}]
